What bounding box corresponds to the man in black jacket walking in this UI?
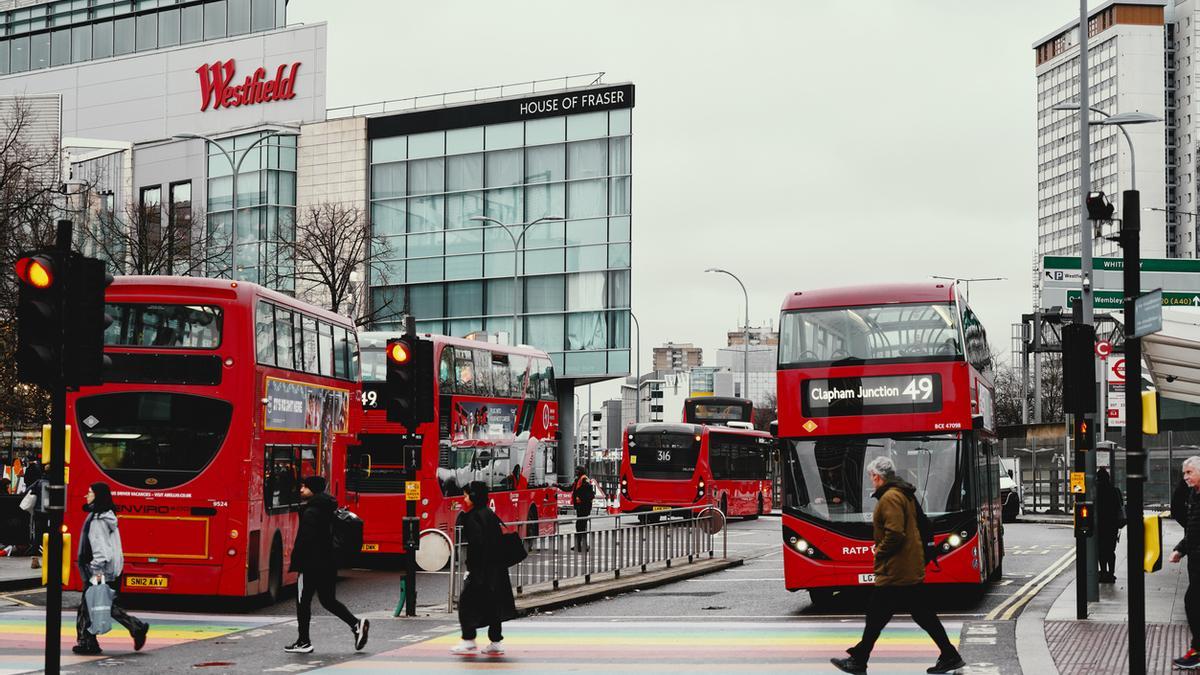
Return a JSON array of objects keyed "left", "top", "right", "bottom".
[
  {"left": 559, "top": 466, "right": 595, "bottom": 552},
  {"left": 284, "top": 476, "right": 369, "bottom": 654},
  {"left": 1171, "top": 457, "right": 1200, "bottom": 670}
]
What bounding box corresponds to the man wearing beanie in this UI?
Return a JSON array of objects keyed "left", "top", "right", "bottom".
[{"left": 284, "top": 475, "right": 369, "bottom": 654}]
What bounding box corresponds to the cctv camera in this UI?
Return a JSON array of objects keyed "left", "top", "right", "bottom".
[{"left": 1082, "top": 277, "right": 1092, "bottom": 290}]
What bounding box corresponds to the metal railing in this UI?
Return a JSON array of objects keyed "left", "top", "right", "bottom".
[
  {"left": 328, "top": 72, "right": 607, "bottom": 119},
  {"left": 448, "top": 506, "right": 725, "bottom": 610}
]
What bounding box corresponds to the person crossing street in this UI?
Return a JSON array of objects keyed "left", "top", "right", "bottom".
[{"left": 559, "top": 466, "right": 595, "bottom": 552}]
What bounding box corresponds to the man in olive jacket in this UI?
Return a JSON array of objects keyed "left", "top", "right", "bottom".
[{"left": 832, "top": 456, "right": 964, "bottom": 675}]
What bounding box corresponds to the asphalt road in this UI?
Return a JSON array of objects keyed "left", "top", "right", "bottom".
[{"left": 0, "top": 516, "right": 1078, "bottom": 674}]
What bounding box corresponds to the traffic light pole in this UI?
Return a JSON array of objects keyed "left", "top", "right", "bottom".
[
  {"left": 1122, "top": 189, "right": 1147, "bottom": 675},
  {"left": 44, "top": 220, "right": 72, "bottom": 674}
]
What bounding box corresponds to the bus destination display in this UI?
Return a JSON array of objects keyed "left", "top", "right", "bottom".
[{"left": 803, "top": 373, "right": 942, "bottom": 417}]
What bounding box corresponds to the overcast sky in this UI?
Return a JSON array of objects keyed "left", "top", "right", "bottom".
[{"left": 290, "top": 0, "right": 1078, "bottom": 406}]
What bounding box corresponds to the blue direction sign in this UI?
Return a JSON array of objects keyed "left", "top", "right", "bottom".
[{"left": 1132, "top": 289, "right": 1163, "bottom": 339}]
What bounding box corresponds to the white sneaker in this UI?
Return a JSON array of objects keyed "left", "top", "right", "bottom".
[
  {"left": 450, "top": 640, "right": 478, "bottom": 655},
  {"left": 482, "top": 641, "right": 505, "bottom": 655}
]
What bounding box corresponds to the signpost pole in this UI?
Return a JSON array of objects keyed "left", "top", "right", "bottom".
[{"left": 1122, "top": 188, "right": 1147, "bottom": 675}]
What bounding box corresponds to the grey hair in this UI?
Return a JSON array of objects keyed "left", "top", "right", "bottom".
[
  {"left": 866, "top": 456, "right": 897, "bottom": 480},
  {"left": 1184, "top": 456, "right": 1200, "bottom": 473}
]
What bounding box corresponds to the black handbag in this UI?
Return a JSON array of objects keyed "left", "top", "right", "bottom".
[{"left": 499, "top": 530, "right": 527, "bottom": 567}]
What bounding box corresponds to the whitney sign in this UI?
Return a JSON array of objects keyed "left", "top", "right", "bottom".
[{"left": 196, "top": 59, "right": 301, "bottom": 112}]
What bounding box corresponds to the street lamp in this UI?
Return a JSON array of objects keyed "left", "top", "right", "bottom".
[
  {"left": 173, "top": 130, "right": 299, "bottom": 282},
  {"left": 630, "top": 310, "right": 641, "bottom": 423},
  {"left": 705, "top": 268, "right": 750, "bottom": 400},
  {"left": 470, "top": 215, "right": 564, "bottom": 345},
  {"left": 929, "top": 276, "right": 1005, "bottom": 303},
  {"left": 1050, "top": 104, "right": 1162, "bottom": 192}
]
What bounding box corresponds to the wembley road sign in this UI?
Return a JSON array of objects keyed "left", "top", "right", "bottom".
[{"left": 1042, "top": 256, "right": 1200, "bottom": 310}]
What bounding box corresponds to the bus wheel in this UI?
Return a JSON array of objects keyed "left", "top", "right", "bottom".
[
  {"left": 720, "top": 496, "right": 729, "bottom": 517},
  {"left": 525, "top": 506, "right": 539, "bottom": 552},
  {"left": 267, "top": 538, "right": 284, "bottom": 604},
  {"left": 808, "top": 588, "right": 835, "bottom": 608}
]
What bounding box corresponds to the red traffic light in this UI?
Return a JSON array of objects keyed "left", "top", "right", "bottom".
[
  {"left": 388, "top": 341, "right": 411, "bottom": 364},
  {"left": 15, "top": 256, "right": 54, "bottom": 289}
]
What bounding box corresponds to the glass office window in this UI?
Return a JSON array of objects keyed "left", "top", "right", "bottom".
[
  {"left": 446, "top": 228, "right": 482, "bottom": 255},
  {"left": 567, "top": 312, "right": 607, "bottom": 350},
  {"left": 30, "top": 32, "right": 49, "bottom": 69},
  {"left": 484, "top": 252, "right": 515, "bottom": 278},
  {"left": 180, "top": 4, "right": 202, "bottom": 43},
  {"left": 408, "top": 158, "right": 444, "bottom": 195},
  {"left": 525, "top": 183, "right": 565, "bottom": 223},
  {"left": 372, "top": 137, "right": 406, "bottom": 163},
  {"left": 567, "top": 218, "right": 606, "bottom": 246},
  {"left": 10, "top": 37, "right": 29, "bottom": 72},
  {"left": 525, "top": 219, "right": 564, "bottom": 248},
  {"left": 408, "top": 196, "right": 444, "bottom": 233},
  {"left": 485, "top": 122, "right": 523, "bottom": 150},
  {"left": 409, "top": 284, "right": 444, "bottom": 317},
  {"left": 204, "top": 0, "right": 227, "bottom": 39},
  {"left": 50, "top": 28, "right": 69, "bottom": 66},
  {"left": 610, "top": 109, "right": 631, "bottom": 135},
  {"left": 610, "top": 137, "right": 630, "bottom": 174},
  {"left": 567, "top": 245, "right": 607, "bottom": 272},
  {"left": 486, "top": 279, "right": 513, "bottom": 315},
  {"left": 566, "top": 350, "right": 606, "bottom": 374},
  {"left": 408, "top": 132, "right": 444, "bottom": 159},
  {"left": 0, "top": 43, "right": 8, "bottom": 74},
  {"left": 525, "top": 144, "right": 564, "bottom": 183},
  {"left": 447, "top": 153, "right": 483, "bottom": 191},
  {"left": 371, "top": 163, "right": 405, "bottom": 199},
  {"left": 252, "top": 0, "right": 274, "bottom": 31},
  {"left": 228, "top": 0, "right": 250, "bottom": 35},
  {"left": 567, "top": 180, "right": 606, "bottom": 219},
  {"left": 526, "top": 117, "right": 565, "bottom": 145},
  {"left": 135, "top": 11, "right": 156, "bottom": 51},
  {"left": 610, "top": 177, "right": 630, "bottom": 214},
  {"left": 376, "top": 258, "right": 404, "bottom": 286},
  {"left": 567, "top": 140, "right": 607, "bottom": 179},
  {"left": 525, "top": 315, "right": 564, "bottom": 351},
  {"left": 70, "top": 25, "right": 90, "bottom": 62},
  {"left": 408, "top": 258, "right": 443, "bottom": 283},
  {"left": 485, "top": 149, "right": 522, "bottom": 188},
  {"left": 610, "top": 216, "right": 630, "bottom": 241},
  {"left": 408, "top": 232, "right": 443, "bottom": 258},
  {"left": 446, "top": 191, "right": 483, "bottom": 228},
  {"left": 567, "top": 112, "right": 607, "bottom": 141},
  {"left": 609, "top": 243, "right": 631, "bottom": 268},
  {"left": 371, "top": 200, "right": 405, "bottom": 237},
  {"left": 448, "top": 281, "right": 483, "bottom": 316},
  {"left": 92, "top": 21, "right": 113, "bottom": 58},
  {"left": 114, "top": 16, "right": 133, "bottom": 54},
  {"left": 525, "top": 248, "right": 563, "bottom": 274},
  {"left": 446, "top": 127, "right": 484, "bottom": 155},
  {"left": 485, "top": 188, "right": 521, "bottom": 223},
  {"left": 525, "top": 276, "right": 565, "bottom": 312},
  {"left": 158, "top": 8, "right": 179, "bottom": 46},
  {"left": 445, "top": 254, "right": 483, "bottom": 280}
]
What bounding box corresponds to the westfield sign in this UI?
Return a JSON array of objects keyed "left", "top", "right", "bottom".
[{"left": 196, "top": 58, "right": 301, "bottom": 112}]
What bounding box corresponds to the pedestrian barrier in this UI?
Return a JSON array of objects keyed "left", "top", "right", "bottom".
[{"left": 448, "top": 506, "right": 726, "bottom": 610}]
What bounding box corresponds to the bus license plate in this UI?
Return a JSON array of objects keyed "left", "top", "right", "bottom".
[
  {"left": 125, "top": 576, "right": 168, "bottom": 589},
  {"left": 360, "top": 543, "right": 380, "bottom": 552},
  {"left": 652, "top": 506, "right": 671, "bottom": 512},
  {"left": 857, "top": 574, "right": 875, "bottom": 584}
]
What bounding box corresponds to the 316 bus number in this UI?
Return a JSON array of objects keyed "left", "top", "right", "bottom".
[
  {"left": 902, "top": 376, "right": 934, "bottom": 401},
  {"left": 657, "top": 450, "right": 672, "bottom": 462}
]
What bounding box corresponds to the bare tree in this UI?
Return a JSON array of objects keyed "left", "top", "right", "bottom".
[
  {"left": 75, "top": 196, "right": 229, "bottom": 277},
  {"left": 274, "top": 202, "right": 392, "bottom": 321},
  {"left": 753, "top": 391, "right": 778, "bottom": 431},
  {"left": 993, "top": 353, "right": 1065, "bottom": 427}
]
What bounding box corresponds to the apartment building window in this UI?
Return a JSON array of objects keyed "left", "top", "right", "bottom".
[
  {"left": 170, "top": 181, "right": 192, "bottom": 259},
  {"left": 139, "top": 185, "right": 162, "bottom": 248}
]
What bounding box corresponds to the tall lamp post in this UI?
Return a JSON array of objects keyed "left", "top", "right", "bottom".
[
  {"left": 1052, "top": 102, "right": 1162, "bottom": 672},
  {"left": 630, "top": 310, "right": 641, "bottom": 423},
  {"left": 706, "top": 268, "right": 750, "bottom": 399},
  {"left": 174, "top": 130, "right": 298, "bottom": 281},
  {"left": 929, "top": 275, "right": 1005, "bottom": 303},
  {"left": 470, "top": 215, "right": 564, "bottom": 345}
]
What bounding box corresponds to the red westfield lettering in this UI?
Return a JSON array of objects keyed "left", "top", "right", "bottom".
[{"left": 196, "top": 59, "right": 301, "bottom": 112}]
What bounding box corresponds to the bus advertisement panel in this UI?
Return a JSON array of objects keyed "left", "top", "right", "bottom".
[
  {"left": 776, "top": 283, "right": 1002, "bottom": 600},
  {"left": 65, "top": 277, "right": 360, "bottom": 600}
]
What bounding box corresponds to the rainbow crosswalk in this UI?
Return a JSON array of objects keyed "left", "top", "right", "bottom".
[
  {"left": 315, "top": 620, "right": 963, "bottom": 673},
  {"left": 0, "top": 609, "right": 282, "bottom": 674}
]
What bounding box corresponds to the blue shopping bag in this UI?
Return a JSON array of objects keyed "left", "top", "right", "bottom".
[{"left": 84, "top": 582, "right": 115, "bottom": 635}]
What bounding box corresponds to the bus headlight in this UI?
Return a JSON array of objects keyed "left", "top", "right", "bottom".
[{"left": 948, "top": 534, "right": 963, "bottom": 548}]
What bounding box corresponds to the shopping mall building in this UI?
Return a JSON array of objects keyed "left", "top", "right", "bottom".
[{"left": 0, "top": 0, "right": 634, "bottom": 456}]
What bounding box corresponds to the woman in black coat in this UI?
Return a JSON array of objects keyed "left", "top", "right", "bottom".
[
  {"left": 452, "top": 481, "right": 516, "bottom": 656},
  {"left": 1096, "top": 468, "right": 1125, "bottom": 583}
]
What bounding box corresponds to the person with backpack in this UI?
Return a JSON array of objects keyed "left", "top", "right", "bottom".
[
  {"left": 831, "top": 456, "right": 965, "bottom": 675},
  {"left": 452, "top": 480, "right": 517, "bottom": 656},
  {"left": 559, "top": 466, "right": 595, "bottom": 552},
  {"left": 73, "top": 483, "right": 149, "bottom": 655},
  {"left": 21, "top": 462, "right": 48, "bottom": 568},
  {"left": 284, "top": 475, "right": 369, "bottom": 655},
  {"left": 1095, "top": 468, "right": 1125, "bottom": 583}
]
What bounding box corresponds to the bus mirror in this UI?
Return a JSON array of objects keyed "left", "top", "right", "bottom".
[{"left": 971, "top": 414, "right": 984, "bottom": 430}]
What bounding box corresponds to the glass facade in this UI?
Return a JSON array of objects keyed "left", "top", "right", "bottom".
[
  {"left": 367, "top": 106, "right": 632, "bottom": 379},
  {"left": 205, "top": 130, "right": 297, "bottom": 291},
  {"left": 0, "top": 0, "right": 287, "bottom": 76}
]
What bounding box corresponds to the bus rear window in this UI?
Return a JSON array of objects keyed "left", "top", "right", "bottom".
[
  {"left": 628, "top": 431, "right": 699, "bottom": 480},
  {"left": 76, "top": 392, "right": 232, "bottom": 489},
  {"left": 104, "top": 304, "right": 222, "bottom": 349}
]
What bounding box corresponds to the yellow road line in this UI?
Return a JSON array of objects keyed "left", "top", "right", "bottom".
[{"left": 984, "top": 549, "right": 1076, "bottom": 621}]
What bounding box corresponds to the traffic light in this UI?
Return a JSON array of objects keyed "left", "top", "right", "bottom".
[
  {"left": 1086, "top": 191, "right": 1115, "bottom": 221},
  {"left": 1075, "top": 501, "right": 1094, "bottom": 538},
  {"left": 14, "top": 250, "right": 67, "bottom": 388},
  {"left": 1072, "top": 416, "right": 1091, "bottom": 453},
  {"left": 63, "top": 256, "right": 113, "bottom": 387},
  {"left": 385, "top": 336, "right": 434, "bottom": 429},
  {"left": 1061, "top": 323, "right": 1097, "bottom": 414}
]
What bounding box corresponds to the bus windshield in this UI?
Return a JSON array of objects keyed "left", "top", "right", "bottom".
[
  {"left": 784, "top": 434, "right": 965, "bottom": 522},
  {"left": 104, "top": 304, "right": 222, "bottom": 349},
  {"left": 628, "top": 430, "right": 700, "bottom": 480},
  {"left": 779, "top": 303, "right": 960, "bottom": 366}
]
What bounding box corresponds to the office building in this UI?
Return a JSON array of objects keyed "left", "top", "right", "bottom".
[{"left": 652, "top": 342, "right": 702, "bottom": 372}]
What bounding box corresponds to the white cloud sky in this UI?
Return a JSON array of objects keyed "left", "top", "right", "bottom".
[{"left": 289, "top": 0, "right": 1082, "bottom": 408}]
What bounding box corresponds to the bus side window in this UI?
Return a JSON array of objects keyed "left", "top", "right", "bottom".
[
  {"left": 266, "top": 445, "right": 300, "bottom": 510},
  {"left": 256, "top": 300, "right": 276, "bottom": 366},
  {"left": 538, "top": 358, "right": 556, "bottom": 400},
  {"left": 509, "top": 354, "right": 528, "bottom": 398},
  {"left": 491, "top": 354, "right": 511, "bottom": 397},
  {"left": 317, "top": 321, "right": 335, "bottom": 377},
  {"left": 301, "top": 316, "right": 319, "bottom": 374},
  {"left": 455, "top": 348, "right": 476, "bottom": 394},
  {"left": 439, "top": 345, "right": 455, "bottom": 393},
  {"left": 333, "top": 326, "right": 350, "bottom": 380},
  {"left": 275, "top": 308, "right": 296, "bottom": 370},
  {"left": 473, "top": 349, "right": 493, "bottom": 396}
]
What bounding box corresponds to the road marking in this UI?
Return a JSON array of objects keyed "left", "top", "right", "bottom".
[{"left": 984, "top": 549, "right": 1076, "bottom": 621}]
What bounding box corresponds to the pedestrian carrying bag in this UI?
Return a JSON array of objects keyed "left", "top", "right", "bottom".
[
  {"left": 84, "top": 582, "right": 115, "bottom": 635},
  {"left": 332, "top": 507, "right": 364, "bottom": 567},
  {"left": 499, "top": 530, "right": 527, "bottom": 567},
  {"left": 18, "top": 490, "right": 36, "bottom": 513}
]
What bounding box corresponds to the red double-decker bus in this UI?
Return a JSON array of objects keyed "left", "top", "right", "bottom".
[
  {"left": 617, "top": 414, "right": 774, "bottom": 519},
  {"left": 65, "top": 277, "right": 360, "bottom": 600},
  {"left": 352, "top": 333, "right": 560, "bottom": 556},
  {"left": 776, "top": 283, "right": 1002, "bottom": 602}
]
